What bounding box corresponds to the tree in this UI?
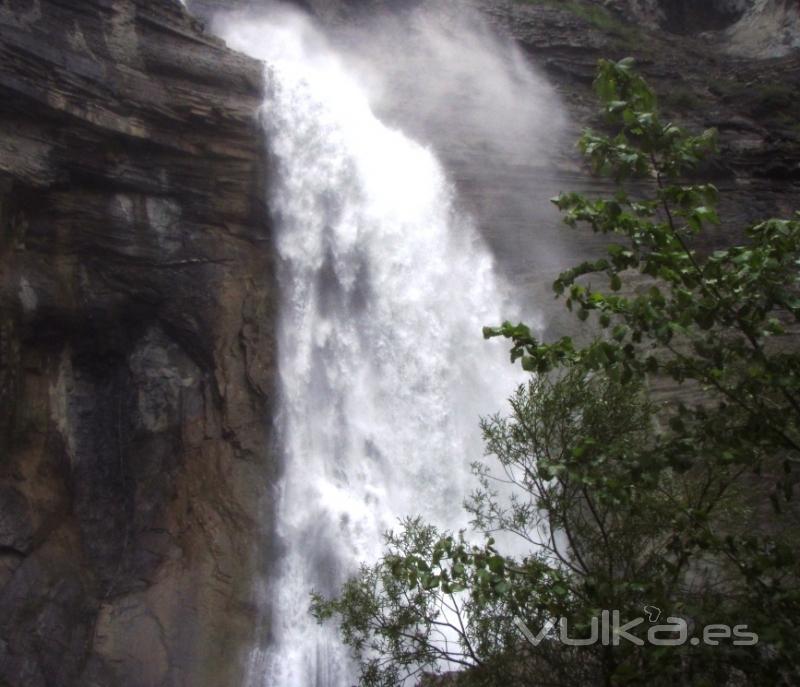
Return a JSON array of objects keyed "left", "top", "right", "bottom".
[{"left": 313, "top": 59, "right": 800, "bottom": 686}]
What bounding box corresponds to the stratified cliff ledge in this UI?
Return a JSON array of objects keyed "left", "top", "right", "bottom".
[{"left": 0, "top": 1, "right": 275, "bottom": 686}]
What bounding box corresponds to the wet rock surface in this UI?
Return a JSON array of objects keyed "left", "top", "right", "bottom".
[
  {"left": 0, "top": 1, "right": 276, "bottom": 685},
  {"left": 474, "top": 0, "right": 800, "bottom": 268}
]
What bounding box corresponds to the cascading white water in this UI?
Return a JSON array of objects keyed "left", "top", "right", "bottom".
[{"left": 218, "top": 7, "right": 533, "bottom": 685}]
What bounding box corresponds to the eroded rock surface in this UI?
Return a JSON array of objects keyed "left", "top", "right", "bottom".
[{"left": 0, "top": 1, "right": 275, "bottom": 685}]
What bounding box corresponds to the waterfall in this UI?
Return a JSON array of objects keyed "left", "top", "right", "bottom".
[{"left": 218, "top": 7, "right": 530, "bottom": 685}]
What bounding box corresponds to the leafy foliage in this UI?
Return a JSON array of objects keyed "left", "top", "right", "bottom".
[
  {"left": 484, "top": 58, "right": 800, "bottom": 496},
  {"left": 314, "top": 59, "right": 800, "bottom": 686}
]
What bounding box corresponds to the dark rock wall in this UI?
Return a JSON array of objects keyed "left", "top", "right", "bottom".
[
  {"left": 0, "top": 1, "right": 276, "bottom": 686},
  {"left": 474, "top": 0, "right": 799, "bottom": 268}
]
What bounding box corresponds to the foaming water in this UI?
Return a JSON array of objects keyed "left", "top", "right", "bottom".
[{"left": 218, "top": 6, "right": 531, "bottom": 685}]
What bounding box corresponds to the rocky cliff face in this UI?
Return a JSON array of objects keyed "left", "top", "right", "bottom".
[
  {"left": 475, "top": 0, "right": 800, "bottom": 217},
  {"left": 610, "top": 0, "right": 800, "bottom": 57},
  {"left": 0, "top": 1, "right": 275, "bottom": 686}
]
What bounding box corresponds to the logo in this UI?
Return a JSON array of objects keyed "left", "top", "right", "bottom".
[{"left": 514, "top": 609, "right": 758, "bottom": 647}]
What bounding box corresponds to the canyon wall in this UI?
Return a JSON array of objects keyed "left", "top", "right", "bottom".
[{"left": 0, "top": 1, "right": 276, "bottom": 685}]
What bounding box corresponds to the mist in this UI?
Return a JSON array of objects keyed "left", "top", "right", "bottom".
[{"left": 210, "top": 0, "right": 570, "bottom": 279}]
